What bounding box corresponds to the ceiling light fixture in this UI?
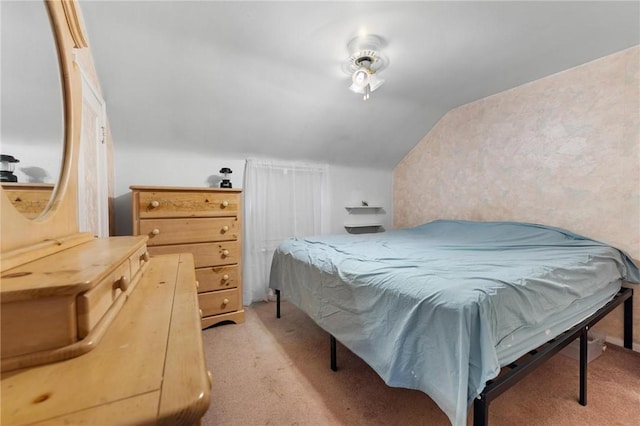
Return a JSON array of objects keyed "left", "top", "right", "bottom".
[{"left": 343, "top": 35, "right": 388, "bottom": 101}]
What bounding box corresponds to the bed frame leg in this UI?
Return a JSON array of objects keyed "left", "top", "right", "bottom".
[
  {"left": 624, "top": 290, "right": 633, "bottom": 349},
  {"left": 473, "top": 395, "right": 488, "bottom": 426},
  {"left": 579, "top": 327, "right": 588, "bottom": 406},
  {"left": 275, "top": 289, "right": 281, "bottom": 319},
  {"left": 330, "top": 335, "right": 337, "bottom": 372}
]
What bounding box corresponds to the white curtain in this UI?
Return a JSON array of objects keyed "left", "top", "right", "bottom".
[{"left": 243, "top": 158, "right": 328, "bottom": 305}]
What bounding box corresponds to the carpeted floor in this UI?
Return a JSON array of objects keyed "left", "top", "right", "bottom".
[{"left": 201, "top": 301, "right": 640, "bottom": 426}]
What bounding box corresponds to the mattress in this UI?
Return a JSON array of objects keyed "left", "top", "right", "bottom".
[{"left": 269, "top": 220, "right": 639, "bottom": 426}]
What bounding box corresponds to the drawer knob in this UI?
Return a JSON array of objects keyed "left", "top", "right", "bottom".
[
  {"left": 221, "top": 225, "right": 229, "bottom": 232},
  {"left": 195, "top": 280, "right": 200, "bottom": 288},
  {"left": 117, "top": 275, "right": 130, "bottom": 291},
  {"left": 141, "top": 252, "right": 150, "bottom": 262},
  {"left": 151, "top": 228, "right": 160, "bottom": 236},
  {"left": 222, "top": 298, "right": 229, "bottom": 305},
  {"left": 222, "top": 249, "right": 230, "bottom": 257},
  {"left": 221, "top": 200, "right": 229, "bottom": 208},
  {"left": 207, "top": 370, "right": 213, "bottom": 389},
  {"left": 150, "top": 200, "right": 160, "bottom": 208},
  {"left": 199, "top": 309, "right": 203, "bottom": 318},
  {"left": 222, "top": 274, "right": 229, "bottom": 281}
]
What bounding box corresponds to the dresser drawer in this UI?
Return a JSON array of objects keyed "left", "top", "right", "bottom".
[
  {"left": 77, "top": 260, "right": 130, "bottom": 338},
  {"left": 129, "top": 244, "right": 150, "bottom": 278},
  {"left": 137, "top": 191, "right": 240, "bottom": 218},
  {"left": 148, "top": 241, "right": 240, "bottom": 268},
  {"left": 195, "top": 265, "right": 239, "bottom": 293},
  {"left": 1, "top": 296, "right": 76, "bottom": 358},
  {"left": 140, "top": 217, "right": 239, "bottom": 246},
  {"left": 198, "top": 289, "right": 239, "bottom": 316}
]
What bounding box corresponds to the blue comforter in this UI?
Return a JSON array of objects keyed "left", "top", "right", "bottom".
[{"left": 269, "top": 220, "right": 639, "bottom": 426}]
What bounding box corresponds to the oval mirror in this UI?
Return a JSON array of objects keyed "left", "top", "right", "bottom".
[{"left": 1, "top": 0, "right": 63, "bottom": 219}]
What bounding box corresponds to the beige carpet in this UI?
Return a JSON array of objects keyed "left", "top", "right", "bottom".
[{"left": 202, "top": 301, "right": 640, "bottom": 426}]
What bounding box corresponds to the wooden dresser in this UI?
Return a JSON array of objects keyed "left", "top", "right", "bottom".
[
  {"left": 1, "top": 250, "right": 211, "bottom": 425},
  {"left": 1, "top": 183, "right": 54, "bottom": 219},
  {"left": 131, "top": 185, "right": 244, "bottom": 328}
]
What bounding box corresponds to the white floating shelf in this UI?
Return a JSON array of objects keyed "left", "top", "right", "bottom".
[
  {"left": 344, "top": 206, "right": 385, "bottom": 233},
  {"left": 344, "top": 224, "right": 384, "bottom": 234},
  {"left": 344, "top": 223, "right": 383, "bottom": 228},
  {"left": 345, "top": 206, "right": 383, "bottom": 212}
]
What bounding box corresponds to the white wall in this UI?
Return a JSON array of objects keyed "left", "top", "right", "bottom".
[
  {"left": 1, "top": 141, "right": 61, "bottom": 184},
  {"left": 326, "top": 165, "right": 393, "bottom": 234},
  {"left": 113, "top": 145, "right": 393, "bottom": 236},
  {"left": 112, "top": 146, "right": 244, "bottom": 235}
]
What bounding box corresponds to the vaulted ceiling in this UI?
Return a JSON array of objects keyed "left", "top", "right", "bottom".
[{"left": 78, "top": 1, "right": 639, "bottom": 169}]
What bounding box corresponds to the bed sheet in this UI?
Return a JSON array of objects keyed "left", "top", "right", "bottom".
[{"left": 269, "top": 220, "right": 639, "bottom": 426}]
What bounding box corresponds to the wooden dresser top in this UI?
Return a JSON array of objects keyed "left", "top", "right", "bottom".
[
  {"left": 1, "top": 253, "right": 211, "bottom": 425},
  {"left": 1, "top": 236, "right": 148, "bottom": 302},
  {"left": 130, "top": 185, "right": 242, "bottom": 193}
]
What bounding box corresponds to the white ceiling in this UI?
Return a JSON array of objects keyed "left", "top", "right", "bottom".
[{"left": 77, "top": 1, "right": 638, "bottom": 169}]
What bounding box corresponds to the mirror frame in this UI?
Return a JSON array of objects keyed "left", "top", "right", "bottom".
[{"left": 0, "top": 0, "right": 93, "bottom": 271}]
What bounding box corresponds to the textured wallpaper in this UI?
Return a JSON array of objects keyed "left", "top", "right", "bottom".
[
  {"left": 393, "top": 46, "right": 640, "bottom": 345},
  {"left": 395, "top": 46, "right": 639, "bottom": 259}
]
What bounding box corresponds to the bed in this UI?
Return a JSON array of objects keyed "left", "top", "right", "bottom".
[{"left": 268, "top": 220, "right": 639, "bottom": 426}]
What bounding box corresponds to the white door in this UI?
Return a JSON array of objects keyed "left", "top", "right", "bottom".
[{"left": 78, "top": 69, "right": 109, "bottom": 237}]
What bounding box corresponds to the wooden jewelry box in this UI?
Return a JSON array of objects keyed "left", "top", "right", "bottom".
[{"left": 1, "top": 235, "right": 149, "bottom": 372}]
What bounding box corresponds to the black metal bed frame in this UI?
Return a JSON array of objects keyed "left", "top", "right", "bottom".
[{"left": 274, "top": 287, "right": 634, "bottom": 426}]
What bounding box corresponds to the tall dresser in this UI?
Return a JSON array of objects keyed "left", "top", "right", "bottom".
[{"left": 131, "top": 185, "right": 244, "bottom": 328}]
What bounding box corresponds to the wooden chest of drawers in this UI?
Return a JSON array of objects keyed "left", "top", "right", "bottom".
[{"left": 131, "top": 185, "right": 244, "bottom": 328}]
